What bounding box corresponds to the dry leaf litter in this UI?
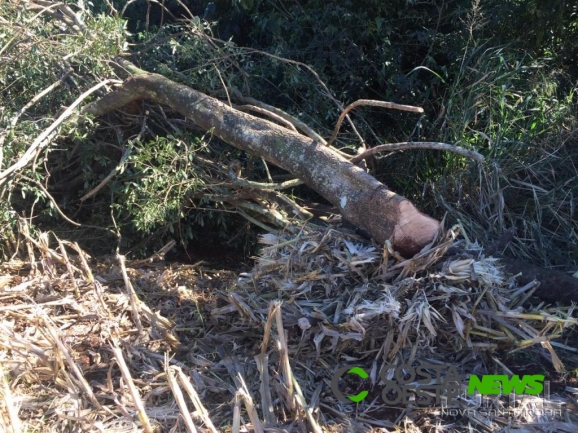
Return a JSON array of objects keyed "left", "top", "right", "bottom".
[{"left": 0, "top": 223, "right": 577, "bottom": 432}]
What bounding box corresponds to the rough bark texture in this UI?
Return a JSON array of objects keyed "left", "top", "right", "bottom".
[{"left": 84, "top": 69, "right": 440, "bottom": 256}]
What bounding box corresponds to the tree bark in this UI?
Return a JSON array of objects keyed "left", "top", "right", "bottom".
[{"left": 84, "top": 62, "right": 439, "bottom": 257}]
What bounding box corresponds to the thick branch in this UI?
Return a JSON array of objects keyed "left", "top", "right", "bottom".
[{"left": 83, "top": 62, "right": 440, "bottom": 256}]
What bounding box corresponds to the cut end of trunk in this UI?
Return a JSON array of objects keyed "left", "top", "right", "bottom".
[{"left": 391, "top": 200, "right": 440, "bottom": 257}]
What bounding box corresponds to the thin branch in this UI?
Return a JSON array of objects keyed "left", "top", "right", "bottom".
[
  {"left": 25, "top": 1, "right": 62, "bottom": 23},
  {"left": 350, "top": 141, "right": 485, "bottom": 164},
  {"left": 214, "top": 63, "right": 232, "bottom": 107},
  {"left": 235, "top": 208, "right": 279, "bottom": 234},
  {"left": 120, "top": 0, "right": 141, "bottom": 18},
  {"left": 21, "top": 176, "right": 117, "bottom": 234},
  {"left": 126, "top": 240, "right": 176, "bottom": 267},
  {"left": 189, "top": 30, "right": 368, "bottom": 145},
  {"left": 230, "top": 89, "right": 321, "bottom": 141},
  {"left": 166, "top": 366, "right": 198, "bottom": 433},
  {"left": 327, "top": 99, "right": 424, "bottom": 146},
  {"left": 80, "top": 146, "right": 131, "bottom": 202},
  {"left": 261, "top": 157, "right": 273, "bottom": 182},
  {"left": 0, "top": 79, "right": 114, "bottom": 187},
  {"left": 116, "top": 254, "right": 145, "bottom": 336},
  {"left": 80, "top": 110, "right": 147, "bottom": 202},
  {"left": 53, "top": 2, "right": 89, "bottom": 33},
  {"left": 0, "top": 70, "right": 72, "bottom": 170},
  {"left": 110, "top": 343, "right": 154, "bottom": 433},
  {"left": 173, "top": 0, "right": 195, "bottom": 20},
  {"left": 236, "top": 201, "right": 294, "bottom": 230},
  {"left": 228, "top": 169, "right": 303, "bottom": 191},
  {"left": 195, "top": 155, "right": 311, "bottom": 220},
  {"left": 237, "top": 105, "right": 298, "bottom": 132},
  {"left": 28, "top": 0, "right": 91, "bottom": 35},
  {"left": 264, "top": 190, "right": 313, "bottom": 221}
]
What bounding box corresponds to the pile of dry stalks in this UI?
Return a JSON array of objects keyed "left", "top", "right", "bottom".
[{"left": 0, "top": 221, "right": 577, "bottom": 432}]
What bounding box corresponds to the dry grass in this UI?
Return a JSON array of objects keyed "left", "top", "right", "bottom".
[{"left": 0, "top": 222, "right": 577, "bottom": 432}]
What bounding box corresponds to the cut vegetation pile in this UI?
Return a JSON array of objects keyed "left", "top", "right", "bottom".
[{"left": 1, "top": 222, "right": 577, "bottom": 432}]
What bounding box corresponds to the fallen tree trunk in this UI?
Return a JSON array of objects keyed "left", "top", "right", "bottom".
[{"left": 84, "top": 61, "right": 439, "bottom": 257}]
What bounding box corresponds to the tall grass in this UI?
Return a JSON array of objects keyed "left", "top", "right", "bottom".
[{"left": 429, "top": 46, "right": 577, "bottom": 269}]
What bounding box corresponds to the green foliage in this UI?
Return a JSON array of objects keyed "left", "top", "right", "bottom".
[
  {"left": 0, "top": 202, "right": 17, "bottom": 261},
  {"left": 0, "top": 4, "right": 124, "bottom": 111},
  {"left": 114, "top": 134, "right": 204, "bottom": 235},
  {"left": 1, "top": 0, "right": 576, "bottom": 267},
  {"left": 423, "top": 45, "right": 578, "bottom": 267},
  {"left": 0, "top": 2, "right": 127, "bottom": 252},
  {"left": 480, "top": 0, "right": 578, "bottom": 66},
  {"left": 215, "top": 0, "right": 577, "bottom": 268},
  {"left": 0, "top": 2, "right": 127, "bottom": 171},
  {"left": 444, "top": 48, "right": 571, "bottom": 150}
]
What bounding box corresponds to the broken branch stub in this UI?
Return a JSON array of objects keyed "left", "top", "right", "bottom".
[{"left": 84, "top": 65, "right": 440, "bottom": 256}]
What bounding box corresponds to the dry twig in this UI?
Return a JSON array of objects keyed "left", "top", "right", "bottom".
[
  {"left": 327, "top": 99, "right": 424, "bottom": 146},
  {"left": 350, "top": 141, "right": 485, "bottom": 163}
]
